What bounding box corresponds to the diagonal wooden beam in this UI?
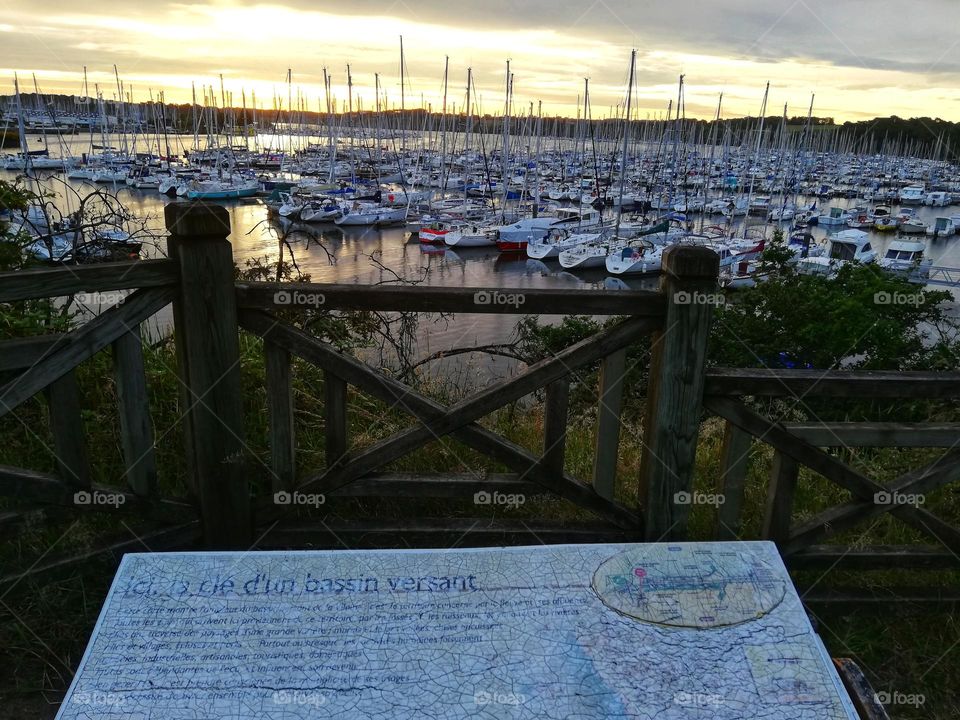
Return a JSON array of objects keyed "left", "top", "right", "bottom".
[
  {"left": 0, "top": 286, "right": 176, "bottom": 418},
  {"left": 240, "top": 311, "right": 643, "bottom": 528},
  {"left": 308, "top": 316, "right": 656, "bottom": 489},
  {"left": 785, "top": 449, "right": 960, "bottom": 554},
  {"left": 705, "top": 396, "right": 960, "bottom": 555}
]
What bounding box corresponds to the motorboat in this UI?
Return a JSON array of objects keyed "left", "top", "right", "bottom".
[
  {"left": 796, "top": 229, "right": 877, "bottom": 276},
  {"left": 926, "top": 217, "right": 957, "bottom": 237},
  {"left": 877, "top": 238, "right": 933, "bottom": 280}
]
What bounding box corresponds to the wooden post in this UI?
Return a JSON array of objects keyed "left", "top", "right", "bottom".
[
  {"left": 639, "top": 245, "right": 719, "bottom": 541},
  {"left": 325, "top": 371, "right": 347, "bottom": 469},
  {"left": 112, "top": 327, "right": 157, "bottom": 497},
  {"left": 762, "top": 450, "right": 799, "bottom": 546},
  {"left": 166, "top": 201, "right": 250, "bottom": 548},
  {"left": 593, "top": 349, "right": 626, "bottom": 500},
  {"left": 265, "top": 340, "right": 295, "bottom": 492},
  {"left": 45, "top": 370, "right": 91, "bottom": 489},
  {"left": 541, "top": 378, "right": 570, "bottom": 478},
  {"left": 715, "top": 420, "right": 752, "bottom": 539}
]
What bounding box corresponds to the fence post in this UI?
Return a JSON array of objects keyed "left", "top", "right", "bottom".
[
  {"left": 165, "top": 201, "right": 251, "bottom": 548},
  {"left": 639, "top": 245, "right": 719, "bottom": 541}
]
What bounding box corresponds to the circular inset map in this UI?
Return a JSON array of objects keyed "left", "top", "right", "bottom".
[{"left": 592, "top": 545, "right": 786, "bottom": 629}]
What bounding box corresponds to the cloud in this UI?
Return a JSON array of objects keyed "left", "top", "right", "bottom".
[{"left": 0, "top": 0, "right": 957, "bottom": 120}]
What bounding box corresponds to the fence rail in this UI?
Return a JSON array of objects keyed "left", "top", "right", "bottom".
[{"left": 1, "top": 200, "right": 958, "bottom": 604}]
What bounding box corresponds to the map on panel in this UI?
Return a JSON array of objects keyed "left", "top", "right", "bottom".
[
  {"left": 56, "top": 542, "right": 858, "bottom": 719},
  {"left": 591, "top": 544, "right": 787, "bottom": 628}
]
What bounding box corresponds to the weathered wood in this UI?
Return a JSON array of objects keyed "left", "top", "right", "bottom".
[
  {"left": 44, "top": 370, "right": 91, "bottom": 489},
  {"left": 255, "top": 518, "right": 642, "bottom": 549},
  {"left": 832, "top": 659, "right": 891, "bottom": 720},
  {"left": 236, "top": 282, "right": 667, "bottom": 317},
  {"left": 762, "top": 450, "right": 798, "bottom": 546},
  {"left": 715, "top": 421, "right": 752, "bottom": 540},
  {"left": 0, "top": 521, "right": 200, "bottom": 597},
  {"left": 0, "top": 286, "right": 176, "bottom": 418},
  {"left": 328, "top": 472, "right": 544, "bottom": 498},
  {"left": 112, "top": 328, "right": 157, "bottom": 497},
  {"left": 707, "top": 397, "right": 960, "bottom": 556},
  {"left": 784, "top": 422, "right": 960, "bottom": 447},
  {"left": 239, "top": 311, "right": 643, "bottom": 529},
  {"left": 801, "top": 586, "right": 960, "bottom": 605},
  {"left": 0, "top": 463, "right": 193, "bottom": 522},
  {"left": 166, "top": 201, "right": 250, "bottom": 548},
  {"left": 0, "top": 259, "right": 178, "bottom": 303},
  {"left": 264, "top": 340, "right": 295, "bottom": 491},
  {"left": 787, "top": 545, "right": 960, "bottom": 570},
  {"left": 705, "top": 368, "right": 960, "bottom": 398},
  {"left": 0, "top": 334, "right": 63, "bottom": 372},
  {"left": 301, "top": 315, "right": 655, "bottom": 494},
  {"left": 784, "top": 448, "right": 960, "bottom": 554},
  {"left": 324, "top": 371, "right": 348, "bottom": 470},
  {"left": 541, "top": 379, "right": 569, "bottom": 478},
  {"left": 639, "top": 245, "right": 720, "bottom": 541},
  {"left": 592, "top": 349, "right": 626, "bottom": 501}
]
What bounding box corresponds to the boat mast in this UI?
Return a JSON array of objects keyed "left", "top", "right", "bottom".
[
  {"left": 615, "top": 49, "right": 636, "bottom": 238},
  {"left": 500, "top": 60, "right": 511, "bottom": 219},
  {"left": 744, "top": 81, "right": 770, "bottom": 228}
]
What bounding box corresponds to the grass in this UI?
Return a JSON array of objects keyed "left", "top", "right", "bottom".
[{"left": 1, "top": 332, "right": 959, "bottom": 719}]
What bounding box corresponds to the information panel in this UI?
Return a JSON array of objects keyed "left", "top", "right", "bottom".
[{"left": 57, "top": 542, "right": 858, "bottom": 719}]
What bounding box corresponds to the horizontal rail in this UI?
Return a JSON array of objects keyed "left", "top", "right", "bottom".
[
  {"left": 235, "top": 282, "right": 667, "bottom": 317},
  {"left": 328, "top": 472, "right": 544, "bottom": 498},
  {"left": 0, "top": 259, "right": 178, "bottom": 303},
  {"left": 786, "top": 544, "right": 960, "bottom": 570},
  {"left": 0, "top": 335, "right": 63, "bottom": 372},
  {"left": 254, "top": 518, "right": 642, "bottom": 549},
  {"left": 784, "top": 422, "right": 960, "bottom": 448},
  {"left": 705, "top": 368, "right": 960, "bottom": 398}
]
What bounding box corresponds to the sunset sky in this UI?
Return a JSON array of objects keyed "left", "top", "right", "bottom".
[{"left": 1, "top": 0, "right": 958, "bottom": 121}]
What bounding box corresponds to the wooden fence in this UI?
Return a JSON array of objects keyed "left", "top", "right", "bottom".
[{"left": 2, "top": 200, "right": 958, "bottom": 603}]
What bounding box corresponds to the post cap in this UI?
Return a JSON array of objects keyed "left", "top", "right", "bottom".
[
  {"left": 661, "top": 245, "right": 720, "bottom": 279},
  {"left": 164, "top": 201, "right": 231, "bottom": 237}
]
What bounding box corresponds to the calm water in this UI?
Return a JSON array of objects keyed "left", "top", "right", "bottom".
[{"left": 5, "top": 135, "right": 960, "bottom": 368}]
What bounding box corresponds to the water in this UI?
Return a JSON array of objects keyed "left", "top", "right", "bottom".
[{"left": 5, "top": 133, "right": 960, "bottom": 369}]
